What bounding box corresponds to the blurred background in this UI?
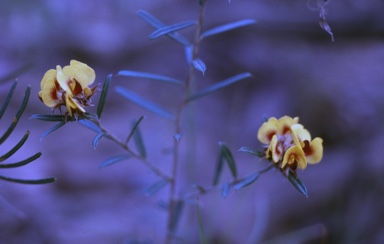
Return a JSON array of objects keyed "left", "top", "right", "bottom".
[{"left": 1, "top": 0, "right": 384, "bottom": 243}]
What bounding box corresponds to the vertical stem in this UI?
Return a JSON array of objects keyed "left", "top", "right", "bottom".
[{"left": 165, "top": 1, "right": 208, "bottom": 243}]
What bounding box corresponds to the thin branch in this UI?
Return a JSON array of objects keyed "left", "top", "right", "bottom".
[
  {"left": 89, "top": 118, "right": 172, "bottom": 181},
  {"left": 165, "top": 1, "right": 208, "bottom": 243},
  {"left": 180, "top": 162, "right": 275, "bottom": 200}
]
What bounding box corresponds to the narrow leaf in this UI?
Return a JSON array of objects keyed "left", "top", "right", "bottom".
[
  {"left": 92, "top": 132, "right": 105, "bottom": 149},
  {"left": 0, "top": 152, "right": 41, "bottom": 169},
  {"left": 192, "top": 58, "right": 206, "bottom": 75},
  {"left": 238, "top": 147, "right": 264, "bottom": 157},
  {"left": 97, "top": 74, "right": 112, "bottom": 118},
  {"left": 213, "top": 152, "right": 224, "bottom": 186},
  {"left": 149, "top": 20, "right": 196, "bottom": 40},
  {"left": 0, "top": 130, "right": 30, "bottom": 161},
  {"left": 125, "top": 116, "right": 145, "bottom": 144},
  {"left": 136, "top": 10, "right": 191, "bottom": 46},
  {"left": 136, "top": 10, "right": 163, "bottom": 28},
  {"left": 221, "top": 182, "right": 231, "bottom": 198},
  {"left": 174, "top": 134, "right": 182, "bottom": 143},
  {"left": 118, "top": 70, "right": 182, "bottom": 85},
  {"left": 184, "top": 45, "right": 193, "bottom": 64},
  {"left": 83, "top": 112, "right": 99, "bottom": 121},
  {"left": 0, "top": 86, "right": 30, "bottom": 144},
  {"left": 188, "top": 72, "right": 251, "bottom": 102},
  {"left": 219, "top": 142, "right": 237, "bottom": 179},
  {"left": 0, "top": 80, "right": 17, "bottom": 119},
  {"left": 132, "top": 120, "right": 146, "bottom": 158},
  {"left": 0, "top": 175, "right": 55, "bottom": 184},
  {"left": 234, "top": 173, "right": 259, "bottom": 190},
  {"left": 201, "top": 19, "right": 256, "bottom": 39},
  {"left": 196, "top": 200, "right": 208, "bottom": 244},
  {"left": 169, "top": 199, "right": 184, "bottom": 233},
  {"left": 30, "top": 114, "right": 66, "bottom": 122},
  {"left": 41, "top": 121, "right": 66, "bottom": 139},
  {"left": 99, "top": 154, "right": 130, "bottom": 168},
  {"left": 115, "top": 86, "right": 175, "bottom": 120},
  {"left": 288, "top": 171, "right": 308, "bottom": 197},
  {"left": 78, "top": 119, "right": 102, "bottom": 133},
  {"left": 144, "top": 179, "right": 169, "bottom": 196}
]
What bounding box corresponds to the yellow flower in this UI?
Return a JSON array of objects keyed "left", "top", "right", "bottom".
[
  {"left": 257, "top": 116, "right": 323, "bottom": 173},
  {"left": 282, "top": 145, "right": 306, "bottom": 169},
  {"left": 39, "top": 60, "right": 97, "bottom": 117}
]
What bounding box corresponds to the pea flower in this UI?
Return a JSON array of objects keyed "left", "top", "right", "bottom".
[
  {"left": 257, "top": 116, "right": 323, "bottom": 174},
  {"left": 38, "top": 60, "right": 97, "bottom": 117}
]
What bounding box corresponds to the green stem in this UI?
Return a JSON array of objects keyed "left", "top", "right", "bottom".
[
  {"left": 165, "top": 1, "right": 208, "bottom": 243},
  {"left": 181, "top": 162, "right": 275, "bottom": 200},
  {"left": 91, "top": 118, "right": 172, "bottom": 181}
]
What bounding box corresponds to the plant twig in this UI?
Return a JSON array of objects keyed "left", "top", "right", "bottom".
[
  {"left": 90, "top": 118, "right": 172, "bottom": 181},
  {"left": 180, "top": 162, "right": 275, "bottom": 200},
  {"left": 166, "top": 1, "right": 208, "bottom": 243}
]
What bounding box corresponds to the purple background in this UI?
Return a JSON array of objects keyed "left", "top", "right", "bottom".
[{"left": 1, "top": 0, "right": 384, "bottom": 243}]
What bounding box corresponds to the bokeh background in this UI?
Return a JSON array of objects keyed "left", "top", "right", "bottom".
[{"left": 1, "top": 0, "right": 384, "bottom": 243}]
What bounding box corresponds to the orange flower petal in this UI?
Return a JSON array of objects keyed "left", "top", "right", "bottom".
[
  {"left": 291, "top": 124, "right": 311, "bottom": 142},
  {"left": 65, "top": 95, "right": 85, "bottom": 117},
  {"left": 277, "top": 116, "right": 299, "bottom": 135},
  {"left": 40, "top": 69, "right": 56, "bottom": 90},
  {"left": 83, "top": 87, "right": 92, "bottom": 97},
  {"left": 303, "top": 137, "right": 323, "bottom": 164},
  {"left": 39, "top": 73, "right": 61, "bottom": 108},
  {"left": 282, "top": 145, "right": 307, "bottom": 169},
  {"left": 63, "top": 60, "right": 95, "bottom": 90},
  {"left": 257, "top": 117, "right": 278, "bottom": 144},
  {"left": 267, "top": 135, "right": 283, "bottom": 163},
  {"left": 56, "top": 65, "right": 72, "bottom": 95}
]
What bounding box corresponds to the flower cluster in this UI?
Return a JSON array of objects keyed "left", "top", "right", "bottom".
[
  {"left": 257, "top": 116, "right": 323, "bottom": 174},
  {"left": 38, "top": 60, "right": 97, "bottom": 117}
]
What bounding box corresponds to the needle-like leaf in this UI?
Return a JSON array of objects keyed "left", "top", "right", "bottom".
[
  {"left": 136, "top": 10, "right": 191, "bottom": 46},
  {"left": 0, "top": 130, "right": 30, "bottom": 162},
  {"left": 233, "top": 173, "right": 259, "bottom": 190},
  {"left": 0, "top": 152, "right": 41, "bottom": 168},
  {"left": 78, "top": 119, "right": 102, "bottom": 133},
  {"left": 188, "top": 73, "right": 251, "bottom": 102},
  {"left": 0, "top": 80, "right": 17, "bottom": 119},
  {"left": 132, "top": 119, "right": 146, "bottom": 158},
  {"left": 144, "top": 179, "right": 169, "bottom": 196},
  {"left": 115, "top": 86, "right": 175, "bottom": 120},
  {"left": 213, "top": 151, "right": 224, "bottom": 186},
  {"left": 30, "top": 114, "right": 67, "bottom": 122},
  {"left": 125, "top": 116, "right": 145, "bottom": 144},
  {"left": 92, "top": 132, "right": 106, "bottom": 149},
  {"left": 288, "top": 171, "right": 308, "bottom": 197},
  {"left": 0, "top": 86, "right": 30, "bottom": 144},
  {"left": 201, "top": 19, "right": 256, "bottom": 40},
  {"left": 238, "top": 147, "right": 264, "bottom": 157},
  {"left": 99, "top": 154, "right": 131, "bottom": 168},
  {"left": 219, "top": 142, "right": 237, "bottom": 179},
  {"left": 192, "top": 58, "right": 206, "bottom": 75},
  {"left": 40, "top": 121, "right": 66, "bottom": 139},
  {"left": 0, "top": 175, "right": 55, "bottom": 184},
  {"left": 97, "top": 74, "right": 112, "bottom": 118},
  {"left": 221, "top": 182, "right": 231, "bottom": 198},
  {"left": 118, "top": 70, "right": 183, "bottom": 85},
  {"left": 149, "top": 20, "right": 196, "bottom": 40}
]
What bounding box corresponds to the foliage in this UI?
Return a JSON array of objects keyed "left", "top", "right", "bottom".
[
  {"left": 30, "top": 1, "right": 330, "bottom": 242},
  {"left": 0, "top": 81, "right": 55, "bottom": 184}
]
